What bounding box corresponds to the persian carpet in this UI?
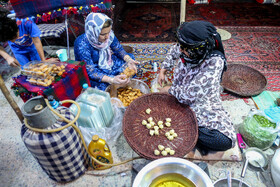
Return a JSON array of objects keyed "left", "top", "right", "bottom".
[
  {"left": 123, "top": 26, "right": 280, "bottom": 100},
  {"left": 114, "top": 3, "right": 179, "bottom": 42},
  {"left": 184, "top": 3, "right": 280, "bottom": 27},
  {"left": 115, "top": 3, "right": 280, "bottom": 42}
]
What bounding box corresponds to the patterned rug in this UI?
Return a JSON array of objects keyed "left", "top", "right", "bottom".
[
  {"left": 184, "top": 3, "right": 280, "bottom": 27},
  {"left": 115, "top": 3, "right": 280, "bottom": 42},
  {"left": 114, "top": 3, "right": 179, "bottom": 42},
  {"left": 124, "top": 26, "right": 280, "bottom": 100}
]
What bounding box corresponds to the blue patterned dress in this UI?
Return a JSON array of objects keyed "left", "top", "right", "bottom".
[{"left": 74, "top": 33, "right": 135, "bottom": 90}]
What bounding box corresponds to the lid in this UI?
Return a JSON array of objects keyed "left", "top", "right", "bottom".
[
  {"left": 92, "top": 135, "right": 99, "bottom": 142},
  {"left": 47, "top": 95, "right": 54, "bottom": 101},
  {"left": 83, "top": 83, "right": 89, "bottom": 89}
]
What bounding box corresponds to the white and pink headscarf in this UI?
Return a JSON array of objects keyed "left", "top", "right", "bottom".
[{"left": 85, "top": 13, "right": 115, "bottom": 70}]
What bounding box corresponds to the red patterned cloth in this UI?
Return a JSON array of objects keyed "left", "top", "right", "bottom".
[{"left": 13, "top": 61, "right": 90, "bottom": 106}]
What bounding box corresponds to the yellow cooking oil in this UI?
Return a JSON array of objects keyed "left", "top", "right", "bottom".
[
  {"left": 88, "top": 135, "right": 113, "bottom": 170},
  {"left": 149, "top": 173, "right": 195, "bottom": 187}
]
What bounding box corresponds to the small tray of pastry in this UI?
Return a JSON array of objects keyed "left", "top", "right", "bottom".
[{"left": 21, "top": 61, "right": 66, "bottom": 87}]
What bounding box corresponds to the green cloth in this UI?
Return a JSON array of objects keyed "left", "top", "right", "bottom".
[{"left": 252, "top": 91, "right": 280, "bottom": 110}]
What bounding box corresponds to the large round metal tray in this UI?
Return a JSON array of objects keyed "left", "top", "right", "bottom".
[
  {"left": 221, "top": 64, "right": 267, "bottom": 97},
  {"left": 123, "top": 93, "right": 198, "bottom": 160}
]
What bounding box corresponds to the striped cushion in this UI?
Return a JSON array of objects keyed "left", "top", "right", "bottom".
[{"left": 38, "top": 23, "right": 66, "bottom": 38}]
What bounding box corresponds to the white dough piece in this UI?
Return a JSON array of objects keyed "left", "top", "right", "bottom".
[
  {"left": 170, "top": 150, "right": 175, "bottom": 155},
  {"left": 168, "top": 136, "right": 174, "bottom": 141},
  {"left": 146, "top": 108, "right": 151, "bottom": 114},
  {"left": 169, "top": 129, "right": 175, "bottom": 134},
  {"left": 165, "top": 122, "right": 171, "bottom": 127},
  {"left": 173, "top": 133, "right": 178, "bottom": 138},
  {"left": 165, "top": 148, "right": 171, "bottom": 153},
  {"left": 148, "top": 117, "right": 153, "bottom": 122},
  {"left": 158, "top": 145, "right": 165, "bottom": 150},
  {"left": 154, "top": 130, "right": 159, "bottom": 135},
  {"left": 146, "top": 123, "right": 152, "bottom": 129},
  {"left": 142, "top": 120, "right": 147, "bottom": 125},
  {"left": 154, "top": 149, "right": 160, "bottom": 155},
  {"left": 150, "top": 130, "right": 155, "bottom": 136},
  {"left": 158, "top": 121, "right": 163, "bottom": 125},
  {"left": 154, "top": 126, "right": 159, "bottom": 130},
  {"left": 159, "top": 124, "right": 164, "bottom": 129},
  {"left": 165, "top": 132, "right": 170, "bottom": 137},
  {"left": 161, "top": 150, "right": 168, "bottom": 156},
  {"left": 166, "top": 118, "right": 171, "bottom": 122},
  {"left": 150, "top": 121, "right": 155, "bottom": 126}
]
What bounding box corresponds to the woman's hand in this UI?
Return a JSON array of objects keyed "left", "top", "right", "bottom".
[
  {"left": 158, "top": 86, "right": 171, "bottom": 93},
  {"left": 128, "top": 61, "right": 138, "bottom": 74},
  {"left": 43, "top": 58, "right": 60, "bottom": 63},
  {"left": 129, "top": 59, "right": 140, "bottom": 65},
  {"left": 124, "top": 55, "right": 139, "bottom": 73},
  {"left": 6, "top": 56, "right": 20, "bottom": 67},
  {"left": 158, "top": 68, "right": 167, "bottom": 87},
  {"left": 111, "top": 75, "right": 130, "bottom": 85}
]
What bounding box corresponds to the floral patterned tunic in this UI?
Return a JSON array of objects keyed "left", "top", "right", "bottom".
[{"left": 162, "top": 44, "right": 236, "bottom": 147}]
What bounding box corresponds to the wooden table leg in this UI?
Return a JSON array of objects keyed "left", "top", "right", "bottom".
[
  {"left": 180, "top": 0, "right": 186, "bottom": 23},
  {"left": 0, "top": 75, "right": 24, "bottom": 123}
]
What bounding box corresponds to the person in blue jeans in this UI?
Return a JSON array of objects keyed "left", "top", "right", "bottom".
[
  {"left": 0, "top": 7, "right": 58, "bottom": 68},
  {"left": 74, "top": 13, "right": 139, "bottom": 91}
]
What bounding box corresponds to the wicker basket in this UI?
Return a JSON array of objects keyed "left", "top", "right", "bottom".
[
  {"left": 221, "top": 64, "right": 267, "bottom": 97},
  {"left": 123, "top": 93, "right": 198, "bottom": 160}
]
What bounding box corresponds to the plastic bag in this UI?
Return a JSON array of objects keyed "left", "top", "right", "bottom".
[
  {"left": 78, "top": 104, "right": 125, "bottom": 146},
  {"left": 150, "top": 74, "right": 171, "bottom": 93},
  {"left": 69, "top": 87, "right": 124, "bottom": 145},
  {"left": 264, "top": 106, "right": 280, "bottom": 123},
  {"left": 239, "top": 109, "right": 280, "bottom": 150},
  {"left": 120, "top": 62, "right": 136, "bottom": 79}
]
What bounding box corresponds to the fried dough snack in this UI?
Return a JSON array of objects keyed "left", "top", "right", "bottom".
[
  {"left": 121, "top": 67, "right": 136, "bottom": 79},
  {"left": 23, "top": 63, "right": 66, "bottom": 86},
  {"left": 117, "top": 86, "right": 143, "bottom": 107}
]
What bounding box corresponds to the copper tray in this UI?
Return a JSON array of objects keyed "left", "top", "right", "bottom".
[
  {"left": 221, "top": 64, "right": 267, "bottom": 97},
  {"left": 123, "top": 93, "right": 198, "bottom": 160}
]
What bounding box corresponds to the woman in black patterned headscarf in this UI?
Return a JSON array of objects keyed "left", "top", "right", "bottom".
[
  {"left": 158, "top": 21, "right": 235, "bottom": 154},
  {"left": 176, "top": 20, "right": 227, "bottom": 72}
]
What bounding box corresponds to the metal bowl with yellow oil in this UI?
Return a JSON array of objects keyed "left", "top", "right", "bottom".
[{"left": 132, "top": 157, "right": 213, "bottom": 187}]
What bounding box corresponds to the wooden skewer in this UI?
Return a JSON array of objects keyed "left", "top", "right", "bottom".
[
  {"left": 0, "top": 75, "right": 24, "bottom": 123},
  {"left": 251, "top": 96, "right": 260, "bottom": 110}
]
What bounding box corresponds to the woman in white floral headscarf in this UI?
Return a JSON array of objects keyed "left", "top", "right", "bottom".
[
  {"left": 159, "top": 21, "right": 236, "bottom": 155},
  {"left": 74, "top": 13, "right": 138, "bottom": 90}
]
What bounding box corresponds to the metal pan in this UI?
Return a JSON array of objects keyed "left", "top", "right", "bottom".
[
  {"left": 238, "top": 147, "right": 268, "bottom": 187},
  {"left": 244, "top": 147, "right": 268, "bottom": 168},
  {"left": 214, "top": 178, "right": 250, "bottom": 187}
]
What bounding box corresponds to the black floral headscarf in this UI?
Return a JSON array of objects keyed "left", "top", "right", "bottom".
[{"left": 176, "top": 21, "right": 227, "bottom": 72}]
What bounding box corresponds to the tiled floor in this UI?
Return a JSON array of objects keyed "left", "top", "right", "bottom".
[{"left": 0, "top": 46, "right": 276, "bottom": 186}]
